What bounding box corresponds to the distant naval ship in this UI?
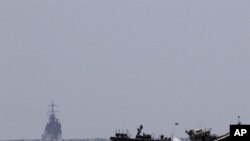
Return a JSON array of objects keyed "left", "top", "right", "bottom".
[{"left": 41, "top": 102, "right": 62, "bottom": 141}]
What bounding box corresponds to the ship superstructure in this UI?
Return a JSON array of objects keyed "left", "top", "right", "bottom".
[
  {"left": 185, "top": 128, "right": 231, "bottom": 141},
  {"left": 42, "top": 102, "right": 62, "bottom": 141},
  {"left": 186, "top": 128, "right": 217, "bottom": 141}
]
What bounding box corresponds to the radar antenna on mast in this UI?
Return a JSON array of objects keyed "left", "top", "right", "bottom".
[
  {"left": 49, "top": 101, "right": 56, "bottom": 113},
  {"left": 48, "top": 101, "right": 59, "bottom": 116}
]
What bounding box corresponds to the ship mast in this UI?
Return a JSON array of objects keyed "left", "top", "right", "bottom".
[
  {"left": 238, "top": 115, "right": 241, "bottom": 125},
  {"left": 48, "top": 101, "right": 57, "bottom": 116}
]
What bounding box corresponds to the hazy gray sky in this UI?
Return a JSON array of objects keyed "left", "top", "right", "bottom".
[{"left": 0, "top": 0, "right": 250, "bottom": 140}]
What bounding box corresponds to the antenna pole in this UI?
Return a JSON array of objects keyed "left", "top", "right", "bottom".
[
  {"left": 49, "top": 101, "right": 56, "bottom": 115},
  {"left": 171, "top": 122, "right": 178, "bottom": 141},
  {"left": 238, "top": 116, "right": 241, "bottom": 125}
]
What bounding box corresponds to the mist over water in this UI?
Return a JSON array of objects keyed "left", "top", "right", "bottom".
[{"left": 0, "top": 0, "right": 250, "bottom": 140}]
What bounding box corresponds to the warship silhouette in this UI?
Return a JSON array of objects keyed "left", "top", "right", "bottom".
[
  {"left": 110, "top": 125, "right": 172, "bottom": 141},
  {"left": 42, "top": 102, "right": 62, "bottom": 141}
]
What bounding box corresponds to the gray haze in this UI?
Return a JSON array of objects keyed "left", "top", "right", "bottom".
[{"left": 0, "top": 0, "right": 250, "bottom": 140}]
